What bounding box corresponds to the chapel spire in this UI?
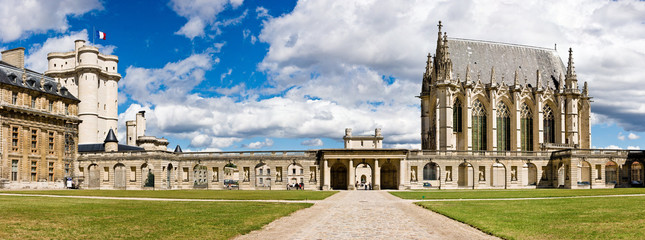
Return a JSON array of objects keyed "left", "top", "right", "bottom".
[
  {"left": 433, "top": 21, "right": 452, "bottom": 82},
  {"left": 566, "top": 47, "right": 579, "bottom": 90}
]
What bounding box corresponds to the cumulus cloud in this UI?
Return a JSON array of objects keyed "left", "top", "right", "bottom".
[
  {"left": 0, "top": 0, "right": 102, "bottom": 42},
  {"left": 627, "top": 146, "right": 641, "bottom": 150},
  {"left": 301, "top": 138, "right": 323, "bottom": 146},
  {"left": 119, "top": 51, "right": 217, "bottom": 105},
  {"left": 618, "top": 132, "right": 626, "bottom": 141},
  {"left": 242, "top": 138, "right": 274, "bottom": 149},
  {"left": 120, "top": 0, "right": 645, "bottom": 150},
  {"left": 24, "top": 30, "right": 116, "bottom": 72},
  {"left": 170, "top": 0, "right": 245, "bottom": 39},
  {"left": 628, "top": 133, "right": 640, "bottom": 140}
]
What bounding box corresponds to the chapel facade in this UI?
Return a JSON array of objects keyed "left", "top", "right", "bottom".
[{"left": 420, "top": 21, "right": 591, "bottom": 152}]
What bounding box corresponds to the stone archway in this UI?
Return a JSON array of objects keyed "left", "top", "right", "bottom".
[
  {"left": 87, "top": 164, "right": 100, "bottom": 189},
  {"left": 330, "top": 162, "right": 347, "bottom": 190},
  {"left": 114, "top": 163, "right": 126, "bottom": 190},
  {"left": 355, "top": 163, "right": 372, "bottom": 187},
  {"left": 458, "top": 162, "right": 474, "bottom": 188},
  {"left": 167, "top": 163, "right": 173, "bottom": 189},
  {"left": 380, "top": 162, "right": 398, "bottom": 189}
]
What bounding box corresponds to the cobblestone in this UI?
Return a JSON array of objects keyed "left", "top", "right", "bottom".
[{"left": 236, "top": 190, "right": 498, "bottom": 240}]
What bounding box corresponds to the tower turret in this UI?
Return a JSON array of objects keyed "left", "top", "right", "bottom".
[{"left": 565, "top": 48, "right": 579, "bottom": 90}]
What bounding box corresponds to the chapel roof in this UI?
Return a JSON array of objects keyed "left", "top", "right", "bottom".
[{"left": 447, "top": 38, "right": 566, "bottom": 89}]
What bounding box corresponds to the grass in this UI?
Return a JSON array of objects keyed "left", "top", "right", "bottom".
[
  {"left": 0, "top": 189, "right": 337, "bottom": 200},
  {"left": 390, "top": 188, "right": 645, "bottom": 200},
  {"left": 0, "top": 195, "right": 310, "bottom": 239},
  {"left": 417, "top": 196, "right": 645, "bottom": 240}
]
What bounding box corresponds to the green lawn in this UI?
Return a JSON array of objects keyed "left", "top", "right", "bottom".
[
  {"left": 391, "top": 188, "right": 645, "bottom": 200},
  {"left": 0, "top": 195, "right": 310, "bottom": 239},
  {"left": 417, "top": 196, "right": 645, "bottom": 240},
  {"left": 0, "top": 189, "right": 337, "bottom": 200}
]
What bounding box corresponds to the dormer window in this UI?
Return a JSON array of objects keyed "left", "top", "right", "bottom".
[
  {"left": 8, "top": 73, "right": 17, "bottom": 83},
  {"left": 27, "top": 79, "right": 36, "bottom": 87}
]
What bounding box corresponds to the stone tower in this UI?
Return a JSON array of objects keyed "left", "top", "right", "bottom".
[{"left": 45, "top": 40, "right": 120, "bottom": 144}]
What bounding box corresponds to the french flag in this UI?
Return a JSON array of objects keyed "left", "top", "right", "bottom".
[{"left": 97, "top": 31, "right": 107, "bottom": 40}]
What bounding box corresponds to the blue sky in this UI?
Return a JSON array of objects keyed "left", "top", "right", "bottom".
[{"left": 1, "top": 0, "right": 645, "bottom": 151}]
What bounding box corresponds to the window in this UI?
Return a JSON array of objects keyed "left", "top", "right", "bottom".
[
  {"left": 259, "top": 169, "right": 263, "bottom": 175},
  {"left": 472, "top": 100, "right": 487, "bottom": 151},
  {"left": 48, "top": 162, "right": 54, "bottom": 181},
  {"left": 11, "top": 160, "right": 18, "bottom": 181},
  {"left": 31, "top": 129, "right": 38, "bottom": 153},
  {"left": 65, "top": 104, "right": 69, "bottom": 115},
  {"left": 183, "top": 168, "right": 189, "bottom": 181},
  {"left": 11, "top": 127, "right": 19, "bottom": 151},
  {"left": 31, "top": 161, "right": 37, "bottom": 181},
  {"left": 293, "top": 168, "right": 296, "bottom": 174},
  {"left": 453, "top": 98, "right": 463, "bottom": 132},
  {"left": 31, "top": 97, "right": 36, "bottom": 108},
  {"left": 49, "top": 101, "right": 53, "bottom": 112},
  {"left": 520, "top": 103, "right": 534, "bottom": 151},
  {"left": 65, "top": 163, "right": 70, "bottom": 176},
  {"left": 543, "top": 105, "right": 555, "bottom": 143},
  {"left": 48, "top": 132, "right": 55, "bottom": 155},
  {"left": 496, "top": 102, "right": 511, "bottom": 151},
  {"left": 596, "top": 165, "right": 602, "bottom": 180},
  {"left": 12, "top": 92, "right": 17, "bottom": 104},
  {"left": 267, "top": 169, "right": 271, "bottom": 175}
]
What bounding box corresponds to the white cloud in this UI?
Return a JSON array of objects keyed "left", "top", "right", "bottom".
[
  {"left": 618, "top": 132, "right": 626, "bottom": 141},
  {"left": 301, "top": 138, "right": 323, "bottom": 146},
  {"left": 119, "top": 51, "right": 217, "bottom": 105},
  {"left": 170, "top": 0, "right": 245, "bottom": 39},
  {"left": 119, "top": 0, "right": 645, "bottom": 151},
  {"left": 603, "top": 145, "right": 621, "bottom": 150},
  {"left": 24, "top": 30, "right": 116, "bottom": 72},
  {"left": 243, "top": 138, "right": 274, "bottom": 149},
  {"left": 0, "top": 0, "right": 102, "bottom": 42},
  {"left": 628, "top": 133, "right": 640, "bottom": 140},
  {"left": 256, "top": 6, "right": 270, "bottom": 19},
  {"left": 627, "top": 146, "right": 641, "bottom": 150}
]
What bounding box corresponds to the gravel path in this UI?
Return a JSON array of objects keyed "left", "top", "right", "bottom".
[{"left": 235, "top": 191, "right": 498, "bottom": 240}]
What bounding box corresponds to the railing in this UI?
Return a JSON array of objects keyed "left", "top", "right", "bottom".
[
  {"left": 409, "top": 150, "right": 552, "bottom": 157},
  {"left": 179, "top": 150, "right": 313, "bottom": 157}
]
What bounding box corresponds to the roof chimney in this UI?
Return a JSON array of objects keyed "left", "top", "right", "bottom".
[{"left": 1, "top": 47, "right": 25, "bottom": 69}]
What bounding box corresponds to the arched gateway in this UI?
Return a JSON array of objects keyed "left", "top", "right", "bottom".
[
  {"left": 330, "top": 162, "right": 347, "bottom": 190},
  {"left": 380, "top": 162, "right": 398, "bottom": 189}
]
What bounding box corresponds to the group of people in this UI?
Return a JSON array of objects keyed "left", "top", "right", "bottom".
[
  {"left": 355, "top": 181, "right": 373, "bottom": 190},
  {"left": 287, "top": 182, "right": 304, "bottom": 190}
]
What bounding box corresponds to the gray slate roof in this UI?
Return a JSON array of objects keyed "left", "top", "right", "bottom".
[
  {"left": 447, "top": 38, "right": 566, "bottom": 89},
  {"left": 0, "top": 61, "right": 78, "bottom": 101}
]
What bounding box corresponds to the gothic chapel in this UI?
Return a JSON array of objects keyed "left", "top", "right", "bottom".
[{"left": 421, "top": 22, "right": 591, "bottom": 152}]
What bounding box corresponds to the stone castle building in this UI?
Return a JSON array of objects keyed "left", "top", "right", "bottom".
[
  {"left": 1, "top": 22, "right": 644, "bottom": 191},
  {"left": 44, "top": 40, "right": 120, "bottom": 144},
  {"left": 0, "top": 48, "right": 80, "bottom": 189}
]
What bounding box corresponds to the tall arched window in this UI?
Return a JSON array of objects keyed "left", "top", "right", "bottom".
[
  {"left": 496, "top": 102, "right": 511, "bottom": 151},
  {"left": 472, "top": 99, "right": 487, "bottom": 151},
  {"left": 543, "top": 104, "right": 555, "bottom": 144},
  {"left": 520, "top": 103, "right": 534, "bottom": 151},
  {"left": 423, "top": 162, "right": 439, "bottom": 180},
  {"left": 453, "top": 98, "right": 463, "bottom": 133}
]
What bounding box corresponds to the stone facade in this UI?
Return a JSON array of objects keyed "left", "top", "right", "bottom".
[
  {"left": 420, "top": 22, "right": 591, "bottom": 152},
  {"left": 45, "top": 40, "right": 120, "bottom": 144},
  {"left": 0, "top": 48, "right": 80, "bottom": 189},
  {"left": 3, "top": 29, "right": 644, "bottom": 191}
]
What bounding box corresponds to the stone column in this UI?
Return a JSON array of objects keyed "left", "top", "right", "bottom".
[
  {"left": 374, "top": 159, "right": 381, "bottom": 190},
  {"left": 323, "top": 159, "right": 330, "bottom": 190},
  {"left": 399, "top": 159, "right": 407, "bottom": 190},
  {"left": 348, "top": 159, "right": 355, "bottom": 190}
]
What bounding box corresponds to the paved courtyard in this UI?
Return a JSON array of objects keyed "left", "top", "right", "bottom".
[{"left": 235, "top": 190, "right": 498, "bottom": 240}]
